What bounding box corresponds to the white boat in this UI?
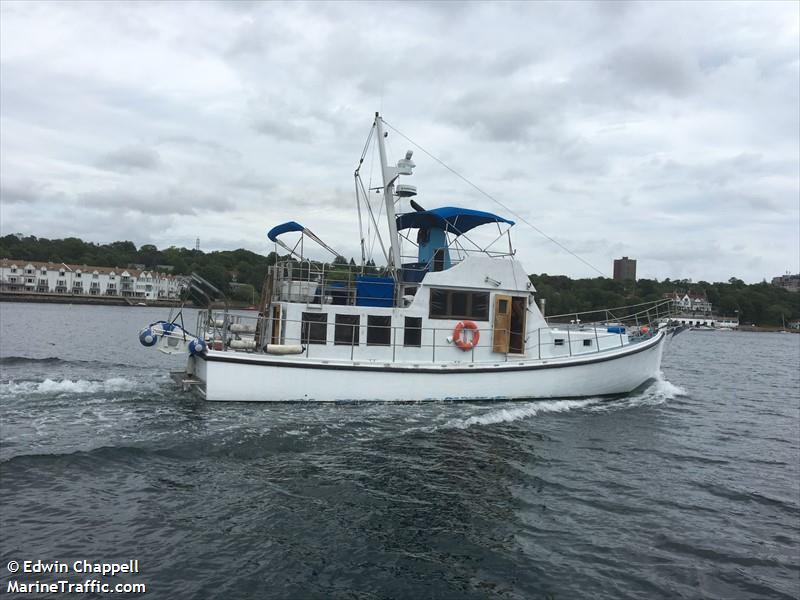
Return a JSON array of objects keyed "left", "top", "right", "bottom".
[{"left": 147, "top": 113, "right": 675, "bottom": 402}]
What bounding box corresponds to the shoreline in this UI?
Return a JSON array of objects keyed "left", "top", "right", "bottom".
[
  {"left": 0, "top": 292, "right": 183, "bottom": 308},
  {"left": 0, "top": 293, "right": 258, "bottom": 310}
]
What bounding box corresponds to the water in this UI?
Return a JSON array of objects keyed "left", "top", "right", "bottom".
[{"left": 1, "top": 303, "right": 798, "bottom": 599}]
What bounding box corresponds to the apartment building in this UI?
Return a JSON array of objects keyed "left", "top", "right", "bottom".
[{"left": 0, "top": 259, "right": 186, "bottom": 300}]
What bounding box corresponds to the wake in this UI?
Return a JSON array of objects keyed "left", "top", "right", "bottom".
[{"left": 438, "top": 372, "right": 687, "bottom": 430}]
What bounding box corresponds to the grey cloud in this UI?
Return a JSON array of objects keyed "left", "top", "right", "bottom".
[
  {"left": 97, "top": 145, "right": 162, "bottom": 172},
  {"left": 79, "top": 188, "right": 235, "bottom": 216},
  {"left": 157, "top": 135, "right": 242, "bottom": 159},
  {"left": 0, "top": 1, "right": 797, "bottom": 282},
  {"left": 601, "top": 45, "right": 700, "bottom": 97},
  {"left": 0, "top": 180, "right": 50, "bottom": 205},
  {"left": 252, "top": 116, "right": 310, "bottom": 141}
]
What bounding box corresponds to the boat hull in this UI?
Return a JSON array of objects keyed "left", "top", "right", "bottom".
[{"left": 188, "top": 331, "right": 666, "bottom": 402}]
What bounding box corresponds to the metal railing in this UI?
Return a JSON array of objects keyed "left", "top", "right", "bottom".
[
  {"left": 195, "top": 308, "right": 663, "bottom": 364},
  {"left": 545, "top": 299, "right": 677, "bottom": 331},
  {"left": 270, "top": 260, "right": 398, "bottom": 306}
]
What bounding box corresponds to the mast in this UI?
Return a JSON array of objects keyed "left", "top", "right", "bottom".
[{"left": 374, "top": 113, "right": 403, "bottom": 280}]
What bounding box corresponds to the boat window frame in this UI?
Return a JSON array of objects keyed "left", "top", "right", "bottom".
[
  {"left": 403, "top": 317, "right": 422, "bottom": 347},
  {"left": 334, "top": 314, "right": 360, "bottom": 346},
  {"left": 301, "top": 312, "right": 328, "bottom": 345},
  {"left": 367, "top": 315, "right": 392, "bottom": 346},
  {"left": 428, "top": 288, "right": 490, "bottom": 321}
]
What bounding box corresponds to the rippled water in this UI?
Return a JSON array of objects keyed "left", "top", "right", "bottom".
[{"left": 1, "top": 303, "right": 798, "bottom": 599}]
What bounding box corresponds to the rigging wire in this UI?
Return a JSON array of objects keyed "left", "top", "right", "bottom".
[
  {"left": 354, "top": 174, "right": 366, "bottom": 267},
  {"left": 358, "top": 173, "right": 390, "bottom": 265},
  {"left": 382, "top": 120, "right": 606, "bottom": 277},
  {"left": 355, "top": 123, "right": 375, "bottom": 172},
  {"left": 366, "top": 135, "right": 377, "bottom": 262},
  {"left": 354, "top": 123, "right": 376, "bottom": 267}
]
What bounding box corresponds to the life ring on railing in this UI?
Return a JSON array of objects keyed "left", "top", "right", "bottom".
[{"left": 453, "top": 320, "right": 480, "bottom": 351}]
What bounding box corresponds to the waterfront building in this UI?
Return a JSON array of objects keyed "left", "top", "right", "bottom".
[
  {"left": 771, "top": 272, "right": 800, "bottom": 293},
  {"left": 613, "top": 257, "right": 636, "bottom": 281},
  {"left": 672, "top": 316, "right": 739, "bottom": 328},
  {"left": 663, "top": 291, "right": 713, "bottom": 314},
  {"left": 0, "top": 259, "right": 186, "bottom": 300}
]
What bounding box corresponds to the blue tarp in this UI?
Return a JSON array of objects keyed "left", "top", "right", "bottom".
[
  {"left": 267, "top": 221, "right": 305, "bottom": 242},
  {"left": 396, "top": 207, "right": 514, "bottom": 236},
  {"left": 355, "top": 275, "right": 394, "bottom": 307},
  {"left": 400, "top": 262, "right": 428, "bottom": 284}
]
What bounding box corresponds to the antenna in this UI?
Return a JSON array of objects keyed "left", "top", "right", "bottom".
[{"left": 195, "top": 237, "right": 200, "bottom": 251}]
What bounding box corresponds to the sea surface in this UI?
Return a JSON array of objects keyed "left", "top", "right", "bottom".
[{"left": 0, "top": 302, "right": 798, "bottom": 599}]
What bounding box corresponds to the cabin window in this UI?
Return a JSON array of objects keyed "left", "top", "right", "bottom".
[
  {"left": 367, "top": 315, "right": 391, "bottom": 346},
  {"left": 301, "top": 312, "right": 327, "bottom": 345},
  {"left": 429, "top": 289, "right": 489, "bottom": 320},
  {"left": 554, "top": 338, "right": 565, "bottom": 346},
  {"left": 334, "top": 314, "right": 360, "bottom": 346},
  {"left": 583, "top": 339, "right": 592, "bottom": 347},
  {"left": 404, "top": 317, "right": 422, "bottom": 347}
]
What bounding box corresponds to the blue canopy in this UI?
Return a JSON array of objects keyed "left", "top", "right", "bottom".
[
  {"left": 267, "top": 221, "right": 304, "bottom": 242},
  {"left": 396, "top": 207, "right": 514, "bottom": 236}
]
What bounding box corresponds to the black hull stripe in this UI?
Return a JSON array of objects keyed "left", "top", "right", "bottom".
[{"left": 196, "top": 331, "right": 665, "bottom": 374}]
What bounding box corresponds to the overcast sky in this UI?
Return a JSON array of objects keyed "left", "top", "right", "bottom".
[{"left": 1, "top": 1, "right": 798, "bottom": 282}]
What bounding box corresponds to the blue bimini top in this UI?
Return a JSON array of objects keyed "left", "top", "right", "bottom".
[
  {"left": 396, "top": 207, "right": 514, "bottom": 236},
  {"left": 267, "top": 221, "right": 305, "bottom": 242}
]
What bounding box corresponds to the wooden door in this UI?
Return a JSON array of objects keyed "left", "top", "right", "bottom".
[
  {"left": 492, "top": 294, "right": 512, "bottom": 353},
  {"left": 270, "top": 304, "right": 282, "bottom": 345}
]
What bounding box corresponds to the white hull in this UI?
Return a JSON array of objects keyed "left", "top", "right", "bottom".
[{"left": 188, "top": 331, "right": 666, "bottom": 402}]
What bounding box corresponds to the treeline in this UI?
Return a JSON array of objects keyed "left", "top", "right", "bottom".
[
  {"left": 2, "top": 234, "right": 798, "bottom": 325},
  {"left": 530, "top": 274, "right": 800, "bottom": 326}
]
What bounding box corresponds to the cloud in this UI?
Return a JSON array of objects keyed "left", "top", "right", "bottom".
[
  {"left": 0, "top": 1, "right": 797, "bottom": 282},
  {"left": 0, "top": 179, "right": 51, "bottom": 205},
  {"left": 251, "top": 116, "right": 310, "bottom": 141},
  {"left": 79, "top": 188, "right": 235, "bottom": 216},
  {"left": 97, "top": 145, "right": 162, "bottom": 172},
  {"left": 601, "top": 45, "right": 700, "bottom": 97}
]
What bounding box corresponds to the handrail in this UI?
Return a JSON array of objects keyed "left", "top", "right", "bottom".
[
  {"left": 546, "top": 298, "right": 674, "bottom": 321},
  {"left": 196, "top": 309, "right": 662, "bottom": 365}
]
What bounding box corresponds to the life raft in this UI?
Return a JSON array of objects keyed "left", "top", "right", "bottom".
[{"left": 453, "top": 320, "right": 480, "bottom": 351}]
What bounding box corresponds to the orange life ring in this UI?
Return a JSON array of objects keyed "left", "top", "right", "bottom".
[{"left": 453, "top": 320, "right": 480, "bottom": 351}]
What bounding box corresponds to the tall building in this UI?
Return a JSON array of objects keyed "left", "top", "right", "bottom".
[{"left": 613, "top": 256, "right": 637, "bottom": 281}]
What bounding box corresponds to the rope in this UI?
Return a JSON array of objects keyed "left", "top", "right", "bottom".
[
  {"left": 354, "top": 123, "right": 375, "bottom": 173},
  {"left": 382, "top": 120, "right": 606, "bottom": 277}
]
